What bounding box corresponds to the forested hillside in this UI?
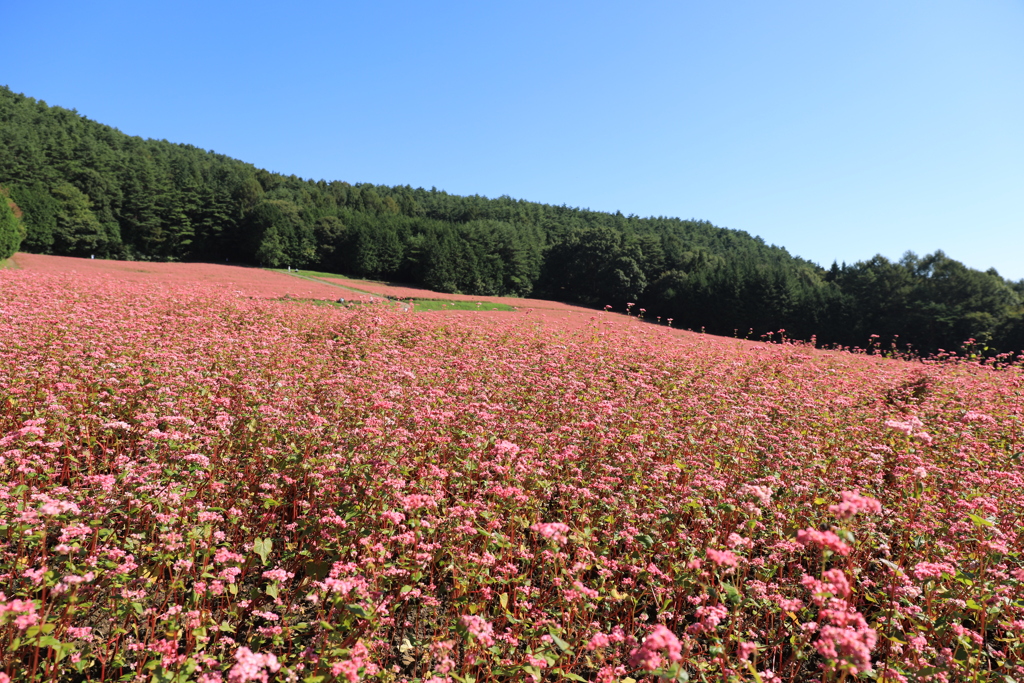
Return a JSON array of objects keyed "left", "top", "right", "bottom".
[{"left": 2, "top": 85, "right": 1022, "bottom": 354}]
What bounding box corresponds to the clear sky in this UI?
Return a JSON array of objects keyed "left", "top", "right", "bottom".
[{"left": 8, "top": 1, "right": 1024, "bottom": 279}]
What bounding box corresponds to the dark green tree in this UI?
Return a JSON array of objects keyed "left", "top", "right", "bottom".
[
  {"left": 0, "top": 188, "right": 25, "bottom": 259},
  {"left": 244, "top": 199, "right": 306, "bottom": 267},
  {"left": 7, "top": 182, "right": 59, "bottom": 253},
  {"left": 51, "top": 183, "right": 110, "bottom": 257}
]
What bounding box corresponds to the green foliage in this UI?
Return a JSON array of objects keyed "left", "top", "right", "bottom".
[
  {"left": 408, "top": 298, "right": 516, "bottom": 312},
  {"left": 50, "top": 183, "right": 109, "bottom": 256},
  {"left": 825, "top": 251, "right": 1022, "bottom": 354},
  {"left": 7, "top": 182, "right": 59, "bottom": 252},
  {"left": 246, "top": 199, "right": 310, "bottom": 266},
  {"left": 0, "top": 189, "right": 25, "bottom": 259}
]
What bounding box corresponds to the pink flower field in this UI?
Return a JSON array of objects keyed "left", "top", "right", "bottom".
[{"left": 2, "top": 256, "right": 1024, "bottom": 682}]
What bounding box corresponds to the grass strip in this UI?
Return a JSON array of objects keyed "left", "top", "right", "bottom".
[
  {"left": 271, "top": 269, "right": 378, "bottom": 297},
  {"left": 408, "top": 298, "right": 516, "bottom": 312},
  {"left": 273, "top": 269, "right": 516, "bottom": 312}
]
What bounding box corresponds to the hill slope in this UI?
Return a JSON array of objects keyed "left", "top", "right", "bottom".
[{"left": 1, "top": 85, "right": 1022, "bottom": 354}]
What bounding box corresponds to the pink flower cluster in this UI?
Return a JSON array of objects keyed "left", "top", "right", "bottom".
[
  {"left": 829, "top": 490, "right": 882, "bottom": 519},
  {"left": 330, "top": 641, "right": 377, "bottom": 683},
  {"left": 227, "top": 647, "right": 281, "bottom": 683},
  {"left": 814, "top": 616, "right": 877, "bottom": 675},
  {"left": 628, "top": 625, "right": 682, "bottom": 671},
  {"left": 706, "top": 548, "right": 740, "bottom": 567},
  {"left": 586, "top": 627, "right": 627, "bottom": 650},
  {"left": 261, "top": 568, "right": 294, "bottom": 583},
  {"left": 460, "top": 614, "right": 495, "bottom": 647},
  {"left": 0, "top": 594, "right": 40, "bottom": 630},
  {"left": 796, "top": 528, "right": 852, "bottom": 556},
  {"left": 884, "top": 416, "right": 933, "bottom": 443},
  {"left": 530, "top": 522, "right": 570, "bottom": 544},
  {"left": 802, "top": 570, "right": 876, "bottom": 674},
  {"left": 912, "top": 562, "right": 955, "bottom": 581},
  {"left": 688, "top": 604, "right": 729, "bottom": 635},
  {"left": 737, "top": 641, "right": 758, "bottom": 662}
]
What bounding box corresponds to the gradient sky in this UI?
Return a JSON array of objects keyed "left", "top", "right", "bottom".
[{"left": 8, "top": 1, "right": 1024, "bottom": 279}]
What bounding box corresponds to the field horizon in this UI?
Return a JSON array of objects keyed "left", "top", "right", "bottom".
[
  {"left": 0, "top": 254, "right": 919, "bottom": 353},
  {"left": 4, "top": 80, "right": 1024, "bottom": 359}
]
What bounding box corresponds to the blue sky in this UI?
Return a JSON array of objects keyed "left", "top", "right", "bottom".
[{"left": 8, "top": 1, "right": 1024, "bottom": 279}]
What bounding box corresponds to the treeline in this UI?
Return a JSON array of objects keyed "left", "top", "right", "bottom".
[{"left": 2, "top": 84, "right": 1023, "bottom": 355}]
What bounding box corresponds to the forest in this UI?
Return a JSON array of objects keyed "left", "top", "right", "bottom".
[{"left": 2, "top": 84, "right": 1023, "bottom": 356}]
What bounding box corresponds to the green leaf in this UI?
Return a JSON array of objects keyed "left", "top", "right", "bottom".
[
  {"left": 254, "top": 537, "right": 272, "bottom": 564},
  {"left": 955, "top": 573, "right": 975, "bottom": 586},
  {"left": 878, "top": 558, "right": 903, "bottom": 574},
  {"left": 967, "top": 512, "right": 994, "bottom": 527},
  {"left": 499, "top": 593, "right": 509, "bottom": 609},
  {"left": 265, "top": 583, "right": 279, "bottom": 599},
  {"left": 722, "top": 582, "right": 742, "bottom": 605},
  {"left": 965, "top": 599, "right": 983, "bottom": 610},
  {"left": 550, "top": 632, "right": 571, "bottom": 652},
  {"left": 346, "top": 604, "right": 370, "bottom": 618},
  {"left": 399, "top": 585, "right": 413, "bottom": 595}
]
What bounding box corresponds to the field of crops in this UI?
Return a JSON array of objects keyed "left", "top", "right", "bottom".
[{"left": 2, "top": 255, "right": 1024, "bottom": 683}]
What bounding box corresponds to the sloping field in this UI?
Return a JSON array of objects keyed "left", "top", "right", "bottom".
[
  {"left": 304, "top": 274, "right": 588, "bottom": 309},
  {"left": 2, "top": 255, "right": 1024, "bottom": 682},
  {"left": 299, "top": 272, "right": 642, "bottom": 333},
  {"left": 9, "top": 254, "right": 377, "bottom": 302}
]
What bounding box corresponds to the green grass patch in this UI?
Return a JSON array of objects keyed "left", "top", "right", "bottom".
[
  {"left": 295, "top": 298, "right": 353, "bottom": 308},
  {"left": 270, "top": 268, "right": 351, "bottom": 280},
  {"left": 271, "top": 270, "right": 515, "bottom": 312},
  {"left": 271, "top": 268, "right": 377, "bottom": 296},
  {"left": 276, "top": 294, "right": 513, "bottom": 313},
  {"left": 274, "top": 296, "right": 381, "bottom": 309},
  {"left": 291, "top": 269, "right": 351, "bottom": 280},
  {"left": 408, "top": 298, "right": 515, "bottom": 312}
]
